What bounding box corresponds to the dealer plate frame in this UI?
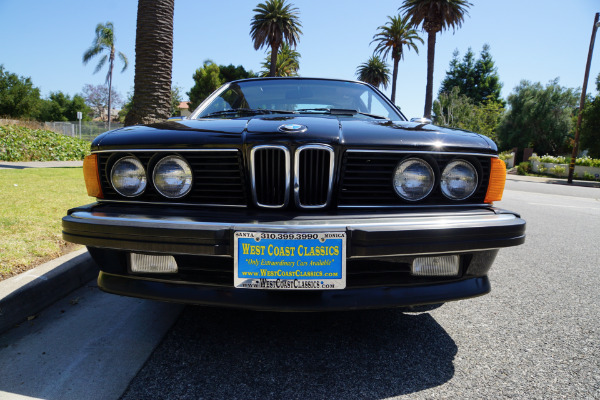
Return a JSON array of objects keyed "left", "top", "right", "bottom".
[{"left": 233, "top": 231, "right": 346, "bottom": 290}]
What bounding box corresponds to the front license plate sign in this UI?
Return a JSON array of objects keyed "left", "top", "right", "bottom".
[{"left": 234, "top": 232, "right": 346, "bottom": 290}]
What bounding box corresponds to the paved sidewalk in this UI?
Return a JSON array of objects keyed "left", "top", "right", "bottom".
[
  {"left": 0, "top": 249, "right": 98, "bottom": 334},
  {"left": 0, "top": 161, "right": 83, "bottom": 169}
]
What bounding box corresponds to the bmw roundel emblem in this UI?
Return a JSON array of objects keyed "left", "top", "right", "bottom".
[{"left": 278, "top": 124, "right": 307, "bottom": 133}]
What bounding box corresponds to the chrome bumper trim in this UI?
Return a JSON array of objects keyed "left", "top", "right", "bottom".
[{"left": 68, "top": 210, "right": 518, "bottom": 231}]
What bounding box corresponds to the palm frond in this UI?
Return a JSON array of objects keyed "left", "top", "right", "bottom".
[
  {"left": 83, "top": 45, "right": 103, "bottom": 64},
  {"left": 93, "top": 54, "right": 108, "bottom": 74},
  {"left": 400, "top": 0, "right": 472, "bottom": 33},
  {"left": 356, "top": 56, "right": 390, "bottom": 89},
  {"left": 82, "top": 21, "right": 128, "bottom": 82},
  {"left": 250, "top": 0, "right": 302, "bottom": 51},
  {"left": 118, "top": 51, "right": 128, "bottom": 72},
  {"left": 371, "top": 14, "right": 423, "bottom": 62}
]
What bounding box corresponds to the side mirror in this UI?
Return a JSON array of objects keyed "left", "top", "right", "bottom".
[{"left": 410, "top": 117, "right": 432, "bottom": 124}]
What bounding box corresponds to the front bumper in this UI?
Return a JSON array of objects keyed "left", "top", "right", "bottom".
[
  {"left": 62, "top": 203, "right": 525, "bottom": 310},
  {"left": 63, "top": 203, "right": 525, "bottom": 258}
]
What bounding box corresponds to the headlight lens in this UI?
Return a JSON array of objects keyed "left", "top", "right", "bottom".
[
  {"left": 441, "top": 160, "right": 478, "bottom": 200},
  {"left": 393, "top": 158, "right": 435, "bottom": 201},
  {"left": 153, "top": 156, "right": 193, "bottom": 198},
  {"left": 110, "top": 156, "right": 147, "bottom": 197}
]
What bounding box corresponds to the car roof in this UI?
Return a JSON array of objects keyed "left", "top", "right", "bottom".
[{"left": 228, "top": 76, "right": 370, "bottom": 86}]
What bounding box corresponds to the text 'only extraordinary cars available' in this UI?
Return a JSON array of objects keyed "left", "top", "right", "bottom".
[{"left": 63, "top": 77, "right": 525, "bottom": 311}]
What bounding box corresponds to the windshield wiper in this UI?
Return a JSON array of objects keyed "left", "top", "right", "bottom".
[
  {"left": 202, "top": 108, "right": 296, "bottom": 118},
  {"left": 296, "top": 108, "right": 389, "bottom": 120}
]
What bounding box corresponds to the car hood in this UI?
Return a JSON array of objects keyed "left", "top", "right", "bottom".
[{"left": 93, "top": 116, "right": 497, "bottom": 153}]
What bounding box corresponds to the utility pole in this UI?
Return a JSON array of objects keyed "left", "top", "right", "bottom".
[{"left": 568, "top": 12, "right": 600, "bottom": 184}]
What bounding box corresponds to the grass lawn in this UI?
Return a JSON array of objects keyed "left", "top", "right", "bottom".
[{"left": 0, "top": 167, "right": 91, "bottom": 280}]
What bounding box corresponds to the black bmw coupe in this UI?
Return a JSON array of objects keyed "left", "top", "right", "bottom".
[{"left": 63, "top": 77, "right": 525, "bottom": 311}]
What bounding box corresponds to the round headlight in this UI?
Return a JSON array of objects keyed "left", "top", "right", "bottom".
[
  {"left": 441, "top": 160, "right": 478, "bottom": 200},
  {"left": 153, "top": 156, "right": 193, "bottom": 198},
  {"left": 393, "top": 158, "right": 435, "bottom": 201},
  {"left": 110, "top": 156, "right": 147, "bottom": 197}
]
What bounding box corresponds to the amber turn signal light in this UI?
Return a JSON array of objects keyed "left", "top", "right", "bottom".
[
  {"left": 484, "top": 158, "right": 506, "bottom": 203},
  {"left": 83, "top": 154, "right": 103, "bottom": 198}
]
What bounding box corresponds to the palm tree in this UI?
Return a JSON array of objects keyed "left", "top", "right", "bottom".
[
  {"left": 356, "top": 56, "right": 391, "bottom": 112},
  {"left": 83, "top": 22, "right": 128, "bottom": 129},
  {"left": 371, "top": 14, "right": 423, "bottom": 104},
  {"left": 260, "top": 43, "right": 301, "bottom": 77},
  {"left": 250, "top": 0, "right": 302, "bottom": 77},
  {"left": 400, "top": 0, "right": 472, "bottom": 119},
  {"left": 124, "top": 0, "right": 175, "bottom": 126},
  {"left": 356, "top": 56, "right": 391, "bottom": 90}
]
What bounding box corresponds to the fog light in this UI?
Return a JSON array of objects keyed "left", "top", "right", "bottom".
[
  {"left": 130, "top": 253, "right": 178, "bottom": 274},
  {"left": 412, "top": 255, "right": 460, "bottom": 276}
]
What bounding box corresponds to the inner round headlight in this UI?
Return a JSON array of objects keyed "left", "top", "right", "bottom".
[
  {"left": 393, "top": 158, "right": 435, "bottom": 201},
  {"left": 441, "top": 160, "right": 478, "bottom": 200},
  {"left": 153, "top": 155, "right": 193, "bottom": 198},
  {"left": 110, "top": 156, "right": 147, "bottom": 197}
]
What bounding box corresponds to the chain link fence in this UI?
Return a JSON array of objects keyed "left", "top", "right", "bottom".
[
  {"left": 0, "top": 119, "right": 124, "bottom": 142},
  {"left": 43, "top": 121, "right": 124, "bottom": 142}
]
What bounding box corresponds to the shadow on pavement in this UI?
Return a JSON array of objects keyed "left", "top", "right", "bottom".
[
  {"left": 0, "top": 164, "right": 28, "bottom": 169},
  {"left": 122, "top": 306, "right": 457, "bottom": 399}
]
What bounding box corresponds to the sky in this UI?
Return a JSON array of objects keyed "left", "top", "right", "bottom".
[{"left": 1, "top": 0, "right": 599, "bottom": 119}]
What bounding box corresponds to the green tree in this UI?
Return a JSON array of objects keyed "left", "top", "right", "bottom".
[
  {"left": 219, "top": 64, "right": 257, "bottom": 83},
  {"left": 125, "top": 0, "right": 175, "bottom": 126},
  {"left": 170, "top": 86, "right": 184, "bottom": 117},
  {"left": 497, "top": 79, "right": 579, "bottom": 155},
  {"left": 250, "top": 0, "right": 302, "bottom": 77},
  {"left": 0, "top": 65, "right": 42, "bottom": 118},
  {"left": 187, "top": 61, "right": 256, "bottom": 109},
  {"left": 39, "top": 92, "right": 92, "bottom": 122},
  {"left": 371, "top": 14, "right": 423, "bottom": 104},
  {"left": 356, "top": 56, "right": 390, "bottom": 90},
  {"left": 475, "top": 44, "right": 503, "bottom": 105},
  {"left": 433, "top": 87, "right": 504, "bottom": 142},
  {"left": 400, "top": 0, "right": 472, "bottom": 119},
  {"left": 433, "top": 86, "right": 474, "bottom": 127},
  {"left": 82, "top": 22, "right": 128, "bottom": 128},
  {"left": 260, "top": 43, "right": 300, "bottom": 77},
  {"left": 187, "top": 61, "right": 224, "bottom": 110},
  {"left": 580, "top": 73, "right": 600, "bottom": 158},
  {"left": 439, "top": 44, "right": 503, "bottom": 105}
]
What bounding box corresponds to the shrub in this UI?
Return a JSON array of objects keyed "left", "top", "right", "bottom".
[
  {"left": 517, "top": 161, "right": 531, "bottom": 175},
  {"left": 0, "top": 124, "right": 90, "bottom": 161},
  {"left": 575, "top": 156, "right": 600, "bottom": 168},
  {"left": 550, "top": 165, "right": 566, "bottom": 175},
  {"left": 531, "top": 154, "right": 600, "bottom": 168},
  {"left": 538, "top": 154, "right": 567, "bottom": 164}
]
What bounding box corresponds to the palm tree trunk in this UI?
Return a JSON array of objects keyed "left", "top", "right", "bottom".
[
  {"left": 424, "top": 30, "right": 437, "bottom": 119},
  {"left": 270, "top": 41, "right": 280, "bottom": 77},
  {"left": 107, "top": 57, "right": 114, "bottom": 131},
  {"left": 125, "top": 0, "right": 175, "bottom": 126},
  {"left": 391, "top": 57, "right": 399, "bottom": 104}
]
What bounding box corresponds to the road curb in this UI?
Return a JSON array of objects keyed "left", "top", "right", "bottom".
[{"left": 0, "top": 248, "right": 98, "bottom": 334}]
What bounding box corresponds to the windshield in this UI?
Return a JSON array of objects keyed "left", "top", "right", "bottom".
[{"left": 192, "top": 79, "right": 404, "bottom": 121}]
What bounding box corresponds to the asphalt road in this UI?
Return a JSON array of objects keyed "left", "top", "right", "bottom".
[
  {"left": 1, "top": 178, "right": 599, "bottom": 399},
  {"left": 121, "top": 179, "right": 600, "bottom": 400}
]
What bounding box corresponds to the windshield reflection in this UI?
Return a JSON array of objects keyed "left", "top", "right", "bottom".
[{"left": 193, "top": 79, "right": 404, "bottom": 121}]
